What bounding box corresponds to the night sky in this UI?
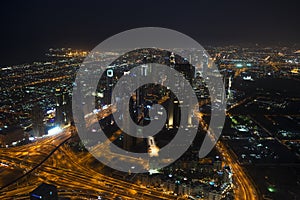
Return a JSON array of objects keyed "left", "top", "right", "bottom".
[{"left": 0, "top": 0, "right": 299, "bottom": 65}]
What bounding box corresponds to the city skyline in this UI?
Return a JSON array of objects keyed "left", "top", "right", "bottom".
[
  {"left": 0, "top": 44, "right": 299, "bottom": 199},
  {"left": 0, "top": 2, "right": 299, "bottom": 200}
]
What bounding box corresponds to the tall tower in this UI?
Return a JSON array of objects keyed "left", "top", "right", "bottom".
[
  {"left": 55, "top": 88, "right": 63, "bottom": 126},
  {"left": 31, "top": 104, "right": 44, "bottom": 137},
  {"left": 202, "top": 53, "right": 208, "bottom": 76},
  {"left": 170, "top": 52, "right": 176, "bottom": 66},
  {"left": 55, "top": 87, "right": 70, "bottom": 126},
  {"left": 167, "top": 53, "right": 176, "bottom": 128},
  {"left": 167, "top": 92, "right": 174, "bottom": 129},
  {"left": 227, "top": 76, "right": 232, "bottom": 100},
  {"left": 168, "top": 53, "right": 195, "bottom": 128},
  {"left": 122, "top": 95, "right": 133, "bottom": 151}
]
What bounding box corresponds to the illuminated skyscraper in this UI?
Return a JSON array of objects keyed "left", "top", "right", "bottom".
[
  {"left": 167, "top": 52, "right": 195, "bottom": 128},
  {"left": 55, "top": 87, "right": 71, "bottom": 126},
  {"left": 31, "top": 104, "right": 44, "bottom": 137},
  {"left": 174, "top": 63, "right": 195, "bottom": 83},
  {"left": 227, "top": 75, "right": 233, "bottom": 100},
  {"left": 202, "top": 53, "right": 208, "bottom": 76},
  {"left": 167, "top": 53, "right": 176, "bottom": 128},
  {"left": 170, "top": 52, "right": 176, "bottom": 66},
  {"left": 167, "top": 93, "right": 175, "bottom": 129},
  {"left": 122, "top": 96, "right": 133, "bottom": 151},
  {"left": 55, "top": 88, "right": 63, "bottom": 125}
]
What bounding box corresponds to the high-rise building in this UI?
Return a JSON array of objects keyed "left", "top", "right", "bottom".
[
  {"left": 170, "top": 52, "right": 176, "bottom": 66},
  {"left": 202, "top": 53, "right": 209, "bottom": 76},
  {"left": 31, "top": 104, "right": 44, "bottom": 137},
  {"left": 167, "top": 52, "right": 195, "bottom": 128},
  {"left": 55, "top": 88, "right": 63, "bottom": 125},
  {"left": 55, "top": 87, "right": 71, "bottom": 126},
  {"left": 122, "top": 95, "right": 133, "bottom": 151},
  {"left": 167, "top": 93, "right": 175, "bottom": 128},
  {"left": 213, "top": 156, "right": 223, "bottom": 171},
  {"left": 174, "top": 63, "right": 195, "bottom": 83}
]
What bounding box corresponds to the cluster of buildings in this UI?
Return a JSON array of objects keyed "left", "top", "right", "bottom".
[
  {"left": 135, "top": 156, "right": 232, "bottom": 199},
  {"left": 0, "top": 49, "right": 84, "bottom": 147},
  {"left": 0, "top": 45, "right": 299, "bottom": 199}
]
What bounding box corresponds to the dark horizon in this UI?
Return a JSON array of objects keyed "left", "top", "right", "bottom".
[{"left": 1, "top": 0, "right": 300, "bottom": 66}]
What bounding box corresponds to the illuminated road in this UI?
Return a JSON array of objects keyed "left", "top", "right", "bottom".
[
  {"left": 216, "top": 142, "right": 258, "bottom": 200},
  {"left": 0, "top": 97, "right": 177, "bottom": 199},
  {"left": 0, "top": 127, "right": 73, "bottom": 189},
  {"left": 0, "top": 141, "right": 176, "bottom": 199},
  {"left": 1, "top": 92, "right": 259, "bottom": 199},
  {"left": 194, "top": 102, "right": 259, "bottom": 200},
  {"left": 82, "top": 95, "right": 171, "bottom": 169}
]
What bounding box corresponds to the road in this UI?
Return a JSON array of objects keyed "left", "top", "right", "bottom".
[
  {"left": 0, "top": 133, "right": 176, "bottom": 199},
  {"left": 195, "top": 102, "right": 259, "bottom": 200},
  {"left": 1, "top": 92, "right": 259, "bottom": 199},
  {"left": 0, "top": 98, "right": 178, "bottom": 199},
  {"left": 216, "top": 142, "right": 258, "bottom": 200}
]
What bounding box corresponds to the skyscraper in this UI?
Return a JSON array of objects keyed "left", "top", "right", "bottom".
[
  {"left": 122, "top": 99, "right": 133, "bottom": 151},
  {"left": 55, "top": 87, "right": 71, "bottom": 126},
  {"left": 31, "top": 104, "right": 44, "bottom": 137},
  {"left": 55, "top": 88, "right": 63, "bottom": 125}
]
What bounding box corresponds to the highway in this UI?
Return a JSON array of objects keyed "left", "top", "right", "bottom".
[
  {"left": 194, "top": 101, "right": 259, "bottom": 200},
  {"left": 216, "top": 142, "right": 258, "bottom": 200},
  {"left": 0, "top": 98, "right": 178, "bottom": 199},
  {"left": 0, "top": 134, "right": 176, "bottom": 199},
  {"left": 1, "top": 91, "right": 259, "bottom": 199}
]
